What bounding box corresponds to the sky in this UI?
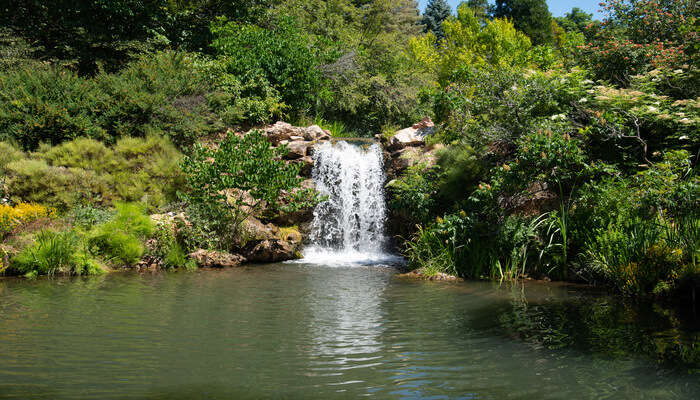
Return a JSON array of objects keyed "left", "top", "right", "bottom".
[{"left": 417, "top": 0, "right": 606, "bottom": 20}]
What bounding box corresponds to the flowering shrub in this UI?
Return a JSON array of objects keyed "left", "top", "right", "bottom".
[
  {"left": 0, "top": 203, "right": 54, "bottom": 238},
  {"left": 579, "top": 0, "right": 697, "bottom": 85}
]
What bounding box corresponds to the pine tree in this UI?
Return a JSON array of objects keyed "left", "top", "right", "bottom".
[
  {"left": 421, "top": 0, "right": 452, "bottom": 40},
  {"left": 493, "top": 0, "right": 553, "bottom": 45}
]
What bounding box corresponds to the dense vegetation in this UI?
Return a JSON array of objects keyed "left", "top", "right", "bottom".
[
  {"left": 391, "top": 0, "right": 699, "bottom": 302},
  {"left": 0, "top": 0, "right": 697, "bottom": 307}
]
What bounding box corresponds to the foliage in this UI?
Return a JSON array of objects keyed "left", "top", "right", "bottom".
[
  {"left": 422, "top": 0, "right": 452, "bottom": 40},
  {"left": 211, "top": 17, "right": 321, "bottom": 118},
  {"left": 493, "top": 0, "right": 554, "bottom": 45},
  {"left": 179, "top": 130, "right": 319, "bottom": 251},
  {"left": 10, "top": 230, "right": 102, "bottom": 277},
  {"left": 0, "top": 52, "right": 224, "bottom": 150},
  {"left": 153, "top": 221, "right": 197, "bottom": 270},
  {"left": 579, "top": 0, "right": 698, "bottom": 86},
  {"left": 410, "top": 4, "right": 532, "bottom": 84},
  {"left": 434, "top": 144, "right": 484, "bottom": 205},
  {"left": 4, "top": 136, "right": 183, "bottom": 211},
  {"left": 1, "top": 0, "right": 169, "bottom": 75},
  {"left": 276, "top": 0, "right": 427, "bottom": 134},
  {"left": 0, "top": 203, "right": 54, "bottom": 239},
  {"left": 387, "top": 163, "right": 441, "bottom": 228},
  {"left": 87, "top": 203, "right": 154, "bottom": 265}
]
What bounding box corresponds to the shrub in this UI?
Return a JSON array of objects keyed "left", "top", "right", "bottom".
[
  {"left": 4, "top": 136, "right": 183, "bottom": 211},
  {"left": 0, "top": 52, "right": 223, "bottom": 151},
  {"left": 10, "top": 230, "right": 102, "bottom": 276},
  {"left": 584, "top": 217, "right": 684, "bottom": 295},
  {"left": 0, "top": 141, "right": 24, "bottom": 175},
  {"left": 0, "top": 203, "right": 55, "bottom": 239},
  {"left": 179, "top": 130, "right": 319, "bottom": 251},
  {"left": 387, "top": 163, "right": 441, "bottom": 229},
  {"left": 211, "top": 17, "right": 321, "bottom": 117},
  {"left": 87, "top": 203, "right": 154, "bottom": 265}
]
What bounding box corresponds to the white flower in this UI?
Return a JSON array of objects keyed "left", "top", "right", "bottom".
[
  {"left": 679, "top": 136, "right": 689, "bottom": 140},
  {"left": 647, "top": 106, "right": 658, "bottom": 113},
  {"left": 550, "top": 113, "right": 567, "bottom": 121},
  {"left": 582, "top": 79, "right": 594, "bottom": 85},
  {"left": 579, "top": 97, "right": 588, "bottom": 103},
  {"left": 673, "top": 69, "right": 683, "bottom": 74}
]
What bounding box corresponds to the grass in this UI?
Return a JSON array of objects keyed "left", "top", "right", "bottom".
[
  {"left": 11, "top": 230, "right": 103, "bottom": 277},
  {"left": 87, "top": 203, "right": 154, "bottom": 265}
]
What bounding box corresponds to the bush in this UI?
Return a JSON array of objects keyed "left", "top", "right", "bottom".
[
  {"left": 4, "top": 136, "right": 183, "bottom": 211},
  {"left": 0, "top": 52, "right": 223, "bottom": 151},
  {"left": 211, "top": 17, "right": 321, "bottom": 117},
  {"left": 10, "top": 230, "right": 102, "bottom": 277},
  {"left": 0, "top": 141, "right": 24, "bottom": 175},
  {"left": 87, "top": 203, "right": 154, "bottom": 265},
  {"left": 179, "top": 130, "right": 319, "bottom": 251},
  {"left": 0, "top": 203, "right": 55, "bottom": 239}
]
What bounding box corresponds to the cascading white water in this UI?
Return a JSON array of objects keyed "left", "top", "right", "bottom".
[{"left": 301, "top": 140, "right": 398, "bottom": 265}]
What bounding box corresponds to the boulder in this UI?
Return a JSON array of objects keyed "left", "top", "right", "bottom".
[
  {"left": 303, "top": 125, "right": 325, "bottom": 141},
  {"left": 245, "top": 239, "right": 302, "bottom": 262},
  {"left": 284, "top": 141, "right": 310, "bottom": 160},
  {"left": 289, "top": 135, "right": 305, "bottom": 141},
  {"left": 295, "top": 156, "right": 314, "bottom": 177},
  {"left": 387, "top": 117, "right": 435, "bottom": 151},
  {"left": 263, "top": 121, "right": 302, "bottom": 145},
  {"left": 188, "top": 249, "right": 246, "bottom": 268},
  {"left": 243, "top": 216, "right": 280, "bottom": 241}
]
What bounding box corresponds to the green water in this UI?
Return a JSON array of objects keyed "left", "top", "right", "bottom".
[{"left": 0, "top": 263, "right": 698, "bottom": 399}]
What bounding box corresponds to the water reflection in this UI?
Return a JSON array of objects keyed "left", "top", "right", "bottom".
[{"left": 0, "top": 267, "right": 698, "bottom": 399}]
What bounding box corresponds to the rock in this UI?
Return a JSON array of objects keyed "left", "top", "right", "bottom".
[
  {"left": 273, "top": 208, "right": 314, "bottom": 226},
  {"left": 389, "top": 156, "right": 411, "bottom": 174},
  {"left": 189, "top": 249, "right": 246, "bottom": 268},
  {"left": 243, "top": 216, "right": 280, "bottom": 241},
  {"left": 284, "top": 141, "right": 310, "bottom": 160},
  {"left": 387, "top": 117, "right": 435, "bottom": 151},
  {"left": 245, "top": 239, "right": 301, "bottom": 262},
  {"left": 396, "top": 270, "right": 463, "bottom": 282},
  {"left": 303, "top": 125, "right": 325, "bottom": 141},
  {"left": 264, "top": 121, "right": 302, "bottom": 145},
  {"left": 289, "top": 135, "right": 305, "bottom": 141},
  {"left": 295, "top": 156, "right": 314, "bottom": 177}
]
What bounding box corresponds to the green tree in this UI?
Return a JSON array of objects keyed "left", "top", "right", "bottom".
[
  {"left": 466, "top": 0, "right": 492, "bottom": 23},
  {"left": 493, "top": 0, "right": 554, "bottom": 45},
  {"left": 1, "top": 0, "right": 169, "bottom": 75},
  {"left": 554, "top": 7, "right": 592, "bottom": 33},
  {"left": 211, "top": 17, "right": 321, "bottom": 117},
  {"left": 422, "top": 0, "right": 452, "bottom": 40}
]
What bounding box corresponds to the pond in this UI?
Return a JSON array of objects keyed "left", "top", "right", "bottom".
[{"left": 0, "top": 263, "right": 698, "bottom": 399}]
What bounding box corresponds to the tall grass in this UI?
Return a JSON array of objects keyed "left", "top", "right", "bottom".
[
  {"left": 88, "top": 203, "right": 154, "bottom": 265},
  {"left": 11, "top": 230, "right": 102, "bottom": 277}
]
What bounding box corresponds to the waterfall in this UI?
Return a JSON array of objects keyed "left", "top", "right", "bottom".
[{"left": 301, "top": 140, "right": 397, "bottom": 265}]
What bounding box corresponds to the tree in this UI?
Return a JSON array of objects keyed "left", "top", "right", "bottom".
[
  {"left": 0, "top": 0, "right": 168, "bottom": 75},
  {"left": 493, "top": 0, "right": 553, "bottom": 45},
  {"left": 410, "top": 3, "right": 531, "bottom": 85},
  {"left": 466, "top": 0, "right": 492, "bottom": 24},
  {"left": 422, "top": 0, "right": 452, "bottom": 40},
  {"left": 554, "top": 7, "right": 592, "bottom": 33},
  {"left": 179, "top": 130, "right": 318, "bottom": 249}
]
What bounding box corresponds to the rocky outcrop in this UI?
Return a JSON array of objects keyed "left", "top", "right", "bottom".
[
  {"left": 245, "top": 238, "right": 302, "bottom": 263},
  {"left": 189, "top": 249, "right": 246, "bottom": 268},
  {"left": 380, "top": 118, "right": 438, "bottom": 179},
  {"left": 385, "top": 117, "right": 435, "bottom": 152},
  {"left": 261, "top": 122, "right": 331, "bottom": 145}
]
